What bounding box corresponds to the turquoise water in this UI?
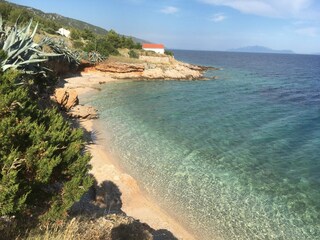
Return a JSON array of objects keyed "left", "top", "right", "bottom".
[{"left": 85, "top": 51, "right": 320, "bottom": 239}]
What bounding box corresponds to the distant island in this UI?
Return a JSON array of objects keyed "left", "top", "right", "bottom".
[{"left": 228, "top": 45, "right": 294, "bottom": 54}]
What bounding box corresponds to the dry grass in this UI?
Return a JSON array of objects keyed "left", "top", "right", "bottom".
[
  {"left": 107, "top": 55, "right": 143, "bottom": 64},
  {"left": 23, "top": 215, "right": 153, "bottom": 240}
]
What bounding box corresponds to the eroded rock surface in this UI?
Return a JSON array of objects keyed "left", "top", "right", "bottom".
[
  {"left": 68, "top": 105, "right": 98, "bottom": 119},
  {"left": 91, "top": 55, "right": 215, "bottom": 80},
  {"left": 95, "top": 62, "right": 144, "bottom": 73},
  {"left": 54, "top": 88, "right": 79, "bottom": 110}
]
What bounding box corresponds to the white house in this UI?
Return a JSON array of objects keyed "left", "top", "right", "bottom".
[
  {"left": 142, "top": 43, "right": 165, "bottom": 54},
  {"left": 56, "top": 28, "right": 71, "bottom": 38}
]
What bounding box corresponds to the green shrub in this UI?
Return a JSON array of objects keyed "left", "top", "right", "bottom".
[
  {"left": 43, "top": 27, "right": 57, "bottom": 35},
  {"left": 128, "top": 50, "right": 139, "bottom": 59},
  {"left": 0, "top": 70, "right": 93, "bottom": 222},
  {"left": 165, "top": 50, "right": 174, "bottom": 56},
  {"left": 72, "top": 40, "right": 84, "bottom": 49},
  {"left": 70, "top": 29, "right": 81, "bottom": 40}
]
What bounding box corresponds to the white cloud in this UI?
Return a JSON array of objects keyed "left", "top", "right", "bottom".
[
  {"left": 210, "top": 13, "right": 227, "bottom": 22},
  {"left": 160, "top": 6, "right": 179, "bottom": 14},
  {"left": 200, "top": 0, "right": 314, "bottom": 18},
  {"left": 295, "top": 27, "right": 318, "bottom": 37}
]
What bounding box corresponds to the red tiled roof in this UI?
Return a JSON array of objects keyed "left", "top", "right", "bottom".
[{"left": 142, "top": 43, "right": 165, "bottom": 49}]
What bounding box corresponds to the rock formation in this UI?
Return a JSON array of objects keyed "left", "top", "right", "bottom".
[
  {"left": 68, "top": 105, "right": 99, "bottom": 119},
  {"left": 95, "top": 62, "right": 144, "bottom": 73},
  {"left": 53, "top": 88, "right": 98, "bottom": 119},
  {"left": 54, "top": 88, "right": 79, "bottom": 110},
  {"left": 84, "top": 55, "right": 217, "bottom": 80}
]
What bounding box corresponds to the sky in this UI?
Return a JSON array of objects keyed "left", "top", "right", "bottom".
[{"left": 7, "top": 0, "right": 320, "bottom": 54}]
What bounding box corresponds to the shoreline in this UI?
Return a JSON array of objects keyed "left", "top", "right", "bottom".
[{"left": 64, "top": 73, "right": 197, "bottom": 240}]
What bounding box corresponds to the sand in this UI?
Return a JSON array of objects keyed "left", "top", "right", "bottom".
[{"left": 63, "top": 73, "right": 196, "bottom": 240}]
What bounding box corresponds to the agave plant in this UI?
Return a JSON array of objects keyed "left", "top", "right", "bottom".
[
  {"left": 42, "top": 37, "right": 81, "bottom": 66},
  {"left": 87, "top": 51, "right": 106, "bottom": 64},
  {"left": 0, "top": 15, "right": 59, "bottom": 74}
]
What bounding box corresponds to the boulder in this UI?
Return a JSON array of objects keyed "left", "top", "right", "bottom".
[
  {"left": 54, "top": 88, "right": 79, "bottom": 110},
  {"left": 68, "top": 105, "right": 98, "bottom": 119}
]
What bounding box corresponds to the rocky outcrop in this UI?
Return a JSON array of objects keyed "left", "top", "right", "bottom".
[
  {"left": 90, "top": 55, "right": 217, "bottom": 80},
  {"left": 142, "top": 61, "right": 203, "bottom": 80},
  {"left": 54, "top": 88, "right": 79, "bottom": 110},
  {"left": 95, "top": 62, "right": 144, "bottom": 73},
  {"left": 68, "top": 105, "right": 98, "bottom": 119},
  {"left": 52, "top": 88, "right": 98, "bottom": 119}
]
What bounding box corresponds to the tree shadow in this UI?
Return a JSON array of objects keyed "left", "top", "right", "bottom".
[
  {"left": 111, "top": 222, "right": 153, "bottom": 240},
  {"left": 111, "top": 224, "right": 179, "bottom": 240},
  {"left": 70, "top": 178, "right": 179, "bottom": 240},
  {"left": 152, "top": 229, "right": 179, "bottom": 240},
  {"left": 70, "top": 179, "right": 124, "bottom": 217},
  {"left": 68, "top": 116, "right": 100, "bottom": 145}
]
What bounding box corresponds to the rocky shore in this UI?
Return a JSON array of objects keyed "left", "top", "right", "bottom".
[{"left": 83, "top": 55, "right": 217, "bottom": 80}]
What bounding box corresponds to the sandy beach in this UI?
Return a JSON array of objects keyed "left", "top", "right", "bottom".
[{"left": 63, "top": 72, "right": 196, "bottom": 240}]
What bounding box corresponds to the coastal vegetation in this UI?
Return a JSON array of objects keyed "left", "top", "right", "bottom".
[
  {"left": 71, "top": 29, "right": 142, "bottom": 58},
  {"left": 0, "top": 12, "right": 94, "bottom": 238}
]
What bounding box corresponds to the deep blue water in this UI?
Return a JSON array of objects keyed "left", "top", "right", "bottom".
[{"left": 85, "top": 51, "right": 320, "bottom": 239}]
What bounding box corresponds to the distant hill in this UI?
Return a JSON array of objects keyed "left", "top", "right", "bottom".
[
  {"left": 228, "top": 46, "right": 294, "bottom": 54},
  {"left": 1, "top": 0, "right": 146, "bottom": 43}
]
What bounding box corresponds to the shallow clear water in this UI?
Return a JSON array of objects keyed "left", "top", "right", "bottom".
[{"left": 85, "top": 51, "right": 320, "bottom": 239}]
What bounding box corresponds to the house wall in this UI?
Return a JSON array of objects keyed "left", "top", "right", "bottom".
[
  {"left": 143, "top": 48, "right": 165, "bottom": 54},
  {"left": 57, "top": 28, "right": 71, "bottom": 38}
]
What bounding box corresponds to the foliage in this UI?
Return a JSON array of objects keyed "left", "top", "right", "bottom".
[
  {"left": 72, "top": 28, "right": 141, "bottom": 59},
  {"left": 8, "top": 8, "right": 32, "bottom": 25},
  {"left": 128, "top": 49, "right": 139, "bottom": 59},
  {"left": 164, "top": 50, "right": 174, "bottom": 56},
  {"left": 0, "top": 70, "right": 93, "bottom": 221},
  {"left": 72, "top": 40, "right": 84, "bottom": 49},
  {"left": 0, "top": 1, "right": 13, "bottom": 20},
  {"left": 81, "top": 29, "right": 95, "bottom": 41},
  {"left": 87, "top": 51, "right": 106, "bottom": 64},
  {"left": 0, "top": 16, "right": 59, "bottom": 74},
  {"left": 70, "top": 29, "right": 81, "bottom": 40},
  {"left": 43, "top": 37, "right": 81, "bottom": 66},
  {"left": 83, "top": 37, "right": 118, "bottom": 57},
  {"left": 106, "top": 30, "right": 141, "bottom": 50}
]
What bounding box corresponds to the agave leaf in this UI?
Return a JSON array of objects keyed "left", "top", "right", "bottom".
[
  {"left": 0, "top": 14, "right": 3, "bottom": 32},
  {"left": 11, "top": 40, "right": 37, "bottom": 59},
  {"left": 2, "top": 28, "right": 15, "bottom": 51},
  {"left": 18, "top": 58, "right": 48, "bottom": 65},
  {"left": 39, "top": 52, "right": 62, "bottom": 57},
  {"left": 19, "top": 20, "right": 33, "bottom": 47},
  {"left": 30, "top": 22, "right": 38, "bottom": 39}
]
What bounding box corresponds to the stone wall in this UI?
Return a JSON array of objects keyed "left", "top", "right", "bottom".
[{"left": 139, "top": 55, "right": 171, "bottom": 64}]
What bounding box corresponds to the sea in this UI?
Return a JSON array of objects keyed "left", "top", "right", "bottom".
[{"left": 84, "top": 50, "right": 320, "bottom": 240}]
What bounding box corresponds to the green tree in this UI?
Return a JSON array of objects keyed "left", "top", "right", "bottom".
[
  {"left": 70, "top": 29, "right": 81, "bottom": 40},
  {"left": 81, "top": 29, "right": 95, "bottom": 41},
  {"left": 106, "top": 30, "right": 121, "bottom": 49},
  {"left": 128, "top": 49, "right": 138, "bottom": 58},
  {"left": 8, "top": 8, "right": 32, "bottom": 24},
  {"left": 0, "top": 69, "right": 93, "bottom": 222},
  {"left": 0, "top": 2, "right": 13, "bottom": 20},
  {"left": 165, "top": 50, "right": 174, "bottom": 56}
]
